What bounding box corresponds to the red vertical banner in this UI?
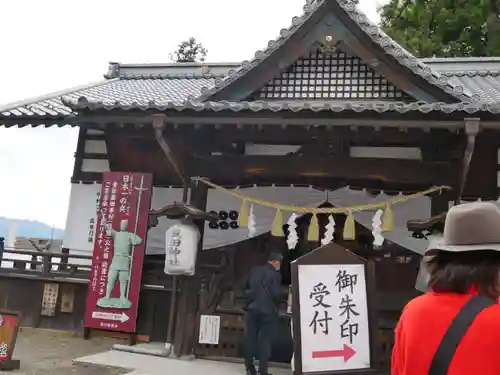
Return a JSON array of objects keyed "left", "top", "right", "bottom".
[
  {"left": 0, "top": 311, "right": 20, "bottom": 367},
  {"left": 84, "top": 172, "right": 153, "bottom": 333}
]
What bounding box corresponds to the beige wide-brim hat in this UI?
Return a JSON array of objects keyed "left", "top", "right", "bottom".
[{"left": 425, "top": 201, "right": 500, "bottom": 255}]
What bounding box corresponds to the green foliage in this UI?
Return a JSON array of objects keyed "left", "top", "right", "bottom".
[
  {"left": 379, "top": 0, "right": 500, "bottom": 57},
  {"left": 169, "top": 37, "right": 208, "bottom": 63}
]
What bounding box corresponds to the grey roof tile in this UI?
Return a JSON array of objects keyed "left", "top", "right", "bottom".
[
  {"left": 4, "top": 1, "right": 500, "bottom": 120},
  {"left": 197, "top": 0, "right": 475, "bottom": 103},
  {"left": 0, "top": 80, "right": 110, "bottom": 118},
  {"left": 63, "top": 96, "right": 500, "bottom": 115},
  {"left": 75, "top": 77, "right": 213, "bottom": 104},
  {"left": 3, "top": 63, "right": 500, "bottom": 120},
  {"left": 423, "top": 57, "right": 500, "bottom": 72},
  {"left": 0, "top": 76, "right": 215, "bottom": 118},
  {"left": 444, "top": 74, "right": 500, "bottom": 104},
  {"left": 2, "top": 69, "right": 500, "bottom": 119}
]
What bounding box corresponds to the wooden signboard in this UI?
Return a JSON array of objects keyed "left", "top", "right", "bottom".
[
  {"left": 0, "top": 310, "right": 21, "bottom": 370},
  {"left": 291, "top": 242, "right": 378, "bottom": 375},
  {"left": 41, "top": 283, "right": 59, "bottom": 317},
  {"left": 60, "top": 284, "right": 75, "bottom": 313}
]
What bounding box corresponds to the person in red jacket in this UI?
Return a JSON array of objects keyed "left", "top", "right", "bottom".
[{"left": 392, "top": 202, "right": 500, "bottom": 375}]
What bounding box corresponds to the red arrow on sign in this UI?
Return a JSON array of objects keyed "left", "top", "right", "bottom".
[{"left": 312, "top": 344, "right": 356, "bottom": 362}]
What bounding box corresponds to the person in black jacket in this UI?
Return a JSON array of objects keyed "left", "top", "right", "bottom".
[{"left": 243, "top": 252, "right": 283, "bottom": 375}]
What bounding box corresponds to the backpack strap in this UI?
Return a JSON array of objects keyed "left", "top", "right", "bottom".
[{"left": 428, "top": 295, "right": 495, "bottom": 375}]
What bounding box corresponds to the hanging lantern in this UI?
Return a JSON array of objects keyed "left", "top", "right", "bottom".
[{"left": 164, "top": 219, "right": 201, "bottom": 276}]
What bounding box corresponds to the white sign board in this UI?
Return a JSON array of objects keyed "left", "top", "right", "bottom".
[
  {"left": 298, "top": 264, "right": 370, "bottom": 373},
  {"left": 63, "top": 183, "right": 184, "bottom": 255},
  {"left": 198, "top": 315, "right": 221, "bottom": 345},
  {"left": 63, "top": 183, "right": 101, "bottom": 252}
]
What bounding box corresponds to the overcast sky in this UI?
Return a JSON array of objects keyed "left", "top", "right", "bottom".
[{"left": 0, "top": 0, "right": 384, "bottom": 229}]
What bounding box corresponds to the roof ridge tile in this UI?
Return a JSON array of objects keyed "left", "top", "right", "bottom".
[
  {"left": 443, "top": 70, "right": 500, "bottom": 77},
  {"left": 119, "top": 73, "right": 227, "bottom": 80}
]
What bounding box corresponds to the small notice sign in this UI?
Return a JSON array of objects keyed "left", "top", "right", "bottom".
[
  {"left": 198, "top": 315, "right": 220, "bottom": 345},
  {"left": 41, "top": 283, "right": 59, "bottom": 316},
  {"left": 298, "top": 264, "right": 370, "bottom": 372}
]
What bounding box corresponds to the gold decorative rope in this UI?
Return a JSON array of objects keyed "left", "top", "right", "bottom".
[{"left": 197, "top": 178, "right": 451, "bottom": 214}]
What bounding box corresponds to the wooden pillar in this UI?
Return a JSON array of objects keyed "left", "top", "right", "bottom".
[
  {"left": 431, "top": 193, "right": 450, "bottom": 216},
  {"left": 0, "top": 237, "right": 4, "bottom": 264},
  {"left": 173, "top": 179, "right": 208, "bottom": 357},
  {"left": 463, "top": 132, "right": 498, "bottom": 201}
]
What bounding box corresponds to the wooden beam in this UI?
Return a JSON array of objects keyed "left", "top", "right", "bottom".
[
  {"left": 73, "top": 171, "right": 439, "bottom": 193},
  {"left": 5, "top": 112, "right": 500, "bottom": 130},
  {"left": 463, "top": 133, "right": 499, "bottom": 201},
  {"left": 181, "top": 125, "right": 456, "bottom": 147},
  {"left": 192, "top": 155, "right": 454, "bottom": 186},
  {"left": 81, "top": 153, "right": 108, "bottom": 160},
  {"left": 85, "top": 133, "right": 107, "bottom": 141},
  {"left": 431, "top": 193, "right": 451, "bottom": 216},
  {"left": 152, "top": 114, "right": 189, "bottom": 186},
  {"left": 72, "top": 127, "right": 87, "bottom": 181}
]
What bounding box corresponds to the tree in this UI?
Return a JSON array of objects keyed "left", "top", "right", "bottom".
[
  {"left": 379, "top": 0, "right": 500, "bottom": 57},
  {"left": 169, "top": 37, "right": 208, "bottom": 63}
]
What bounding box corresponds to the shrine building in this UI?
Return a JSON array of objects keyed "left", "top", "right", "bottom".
[{"left": 2, "top": 0, "right": 500, "bottom": 370}]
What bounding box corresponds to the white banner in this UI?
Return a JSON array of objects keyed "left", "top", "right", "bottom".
[
  {"left": 63, "top": 183, "right": 101, "bottom": 252},
  {"left": 328, "top": 187, "right": 431, "bottom": 255},
  {"left": 63, "top": 183, "right": 432, "bottom": 256},
  {"left": 63, "top": 183, "right": 183, "bottom": 255},
  {"left": 62, "top": 184, "right": 327, "bottom": 254}
]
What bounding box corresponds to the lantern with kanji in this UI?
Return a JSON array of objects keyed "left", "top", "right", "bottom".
[{"left": 164, "top": 219, "right": 201, "bottom": 276}]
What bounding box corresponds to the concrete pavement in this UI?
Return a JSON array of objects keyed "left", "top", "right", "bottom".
[{"left": 75, "top": 350, "right": 292, "bottom": 375}]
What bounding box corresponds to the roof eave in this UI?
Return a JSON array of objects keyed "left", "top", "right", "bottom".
[
  {"left": 61, "top": 97, "right": 500, "bottom": 119},
  {"left": 0, "top": 79, "right": 115, "bottom": 115}
]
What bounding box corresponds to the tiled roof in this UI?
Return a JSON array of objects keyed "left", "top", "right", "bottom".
[
  {"left": 0, "top": 64, "right": 500, "bottom": 118},
  {"left": 441, "top": 72, "right": 500, "bottom": 104},
  {"left": 2, "top": 60, "right": 500, "bottom": 121},
  {"left": 63, "top": 96, "right": 500, "bottom": 115},
  {"left": 0, "top": 75, "right": 216, "bottom": 119},
  {"left": 3, "top": 0, "right": 500, "bottom": 121},
  {"left": 421, "top": 57, "right": 500, "bottom": 72},
  {"left": 197, "top": 0, "right": 475, "bottom": 103},
  {"left": 425, "top": 58, "right": 500, "bottom": 104}
]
